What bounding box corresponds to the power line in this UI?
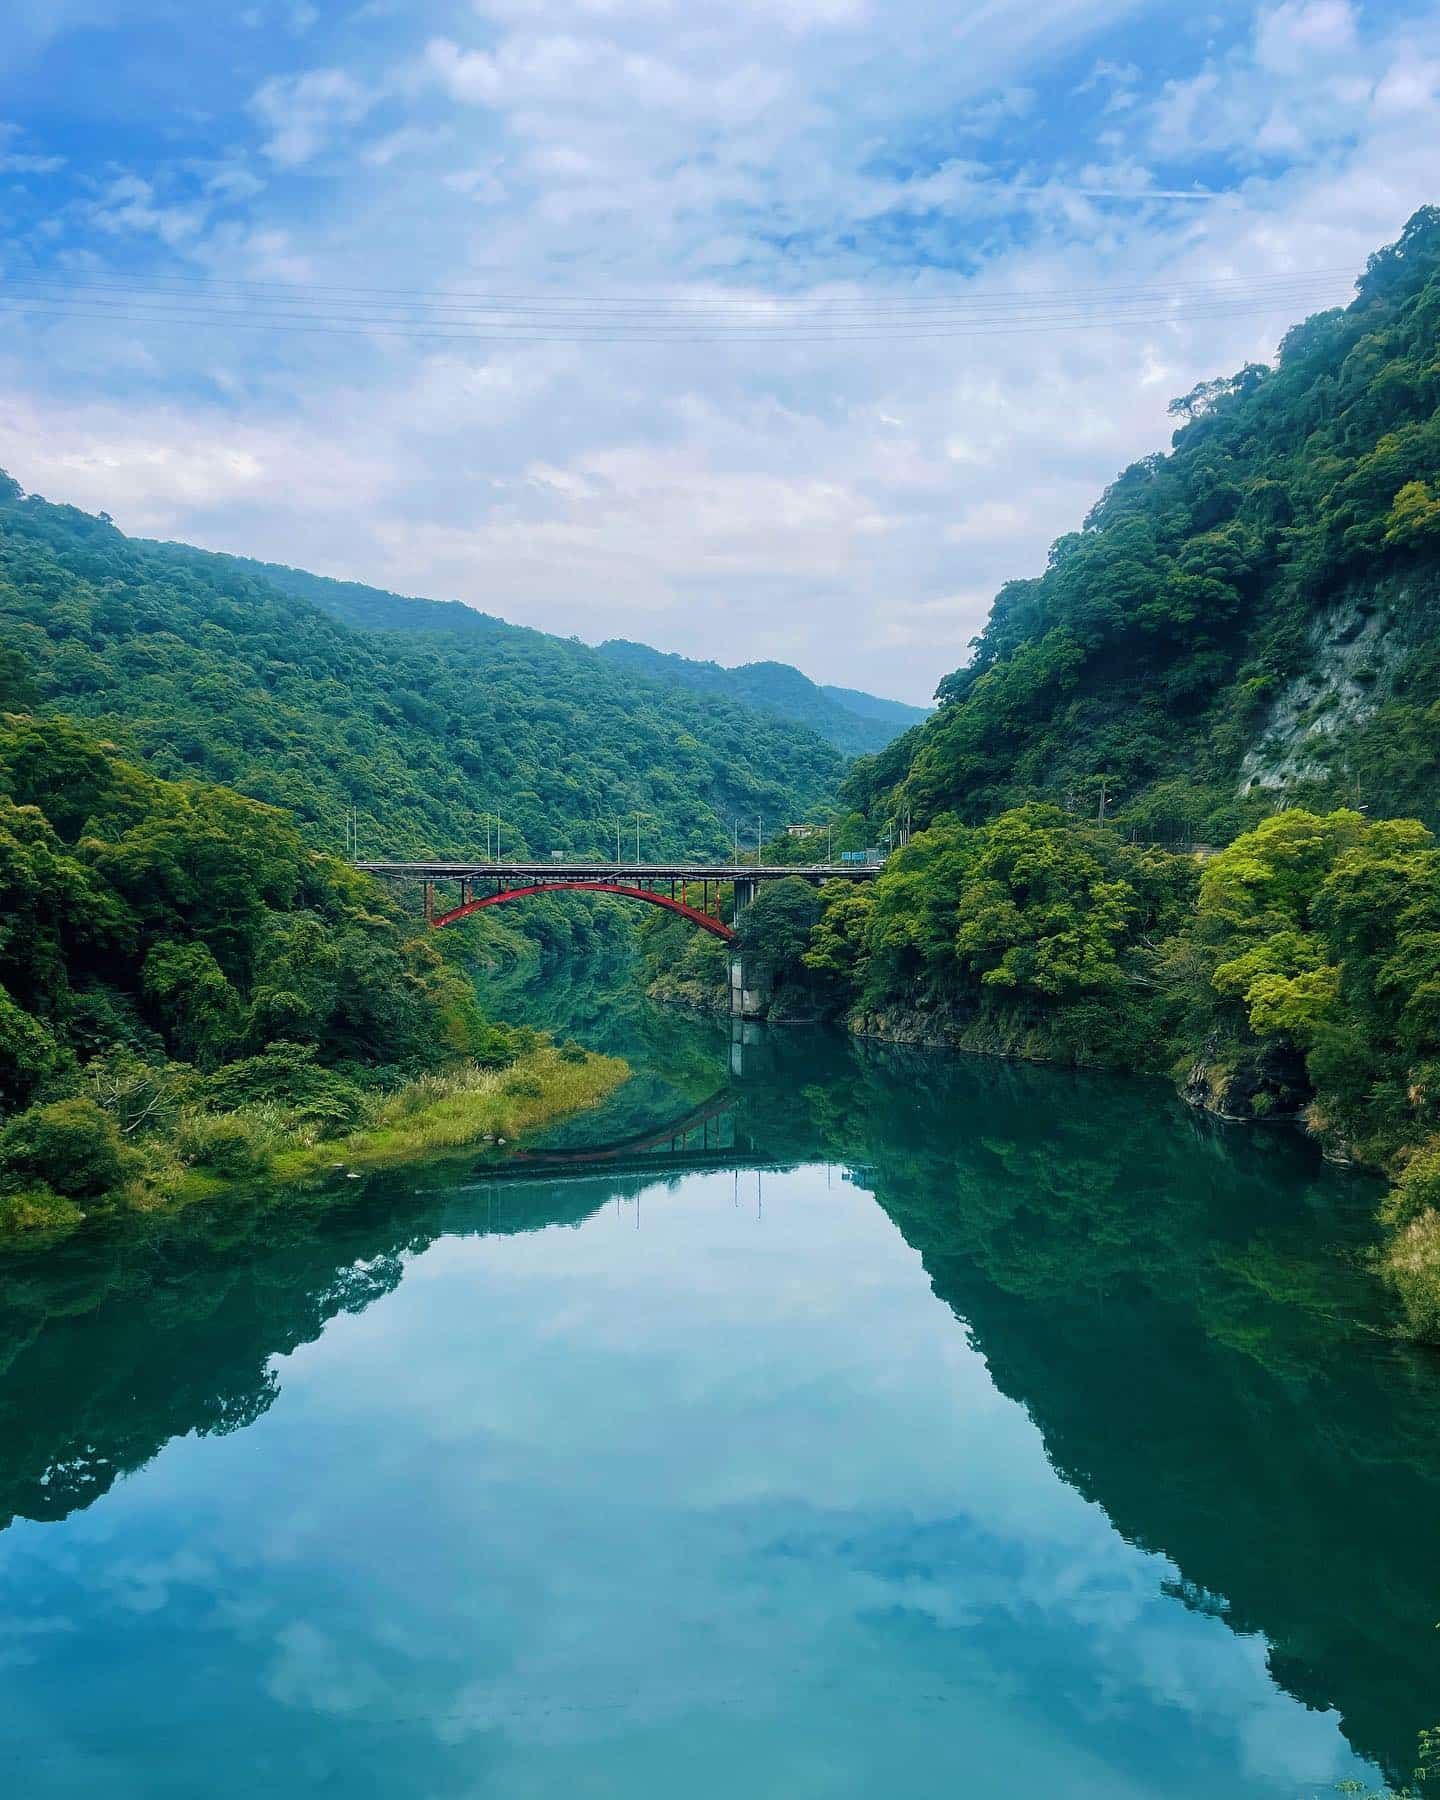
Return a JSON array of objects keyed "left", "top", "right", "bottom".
[
  {"left": 0, "top": 265, "right": 1354, "bottom": 318},
  {"left": 0, "top": 280, "right": 1346, "bottom": 325},
  {"left": 0, "top": 285, "right": 1352, "bottom": 345}
]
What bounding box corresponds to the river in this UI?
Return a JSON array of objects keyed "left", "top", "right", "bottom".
[{"left": 1, "top": 956, "right": 1437, "bottom": 1797}]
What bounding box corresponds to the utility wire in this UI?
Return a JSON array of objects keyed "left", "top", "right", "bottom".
[
  {"left": 0, "top": 286, "right": 1352, "bottom": 345},
  {"left": 0, "top": 268, "right": 1352, "bottom": 323},
  {"left": 0, "top": 285, "right": 1346, "bottom": 331},
  {"left": 0, "top": 282, "right": 1346, "bottom": 325},
  {"left": 0, "top": 263, "right": 1359, "bottom": 309}
]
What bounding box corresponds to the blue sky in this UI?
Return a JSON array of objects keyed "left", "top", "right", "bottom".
[{"left": 2, "top": 0, "right": 1438, "bottom": 700}]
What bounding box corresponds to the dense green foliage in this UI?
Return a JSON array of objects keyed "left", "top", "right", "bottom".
[
  {"left": 0, "top": 712, "right": 496, "bottom": 1093},
  {"left": 0, "top": 709, "right": 544, "bottom": 1233},
  {"left": 846, "top": 207, "right": 1440, "bottom": 842},
  {"left": 596, "top": 639, "right": 927, "bottom": 757},
  {"left": 715, "top": 808, "right": 1195, "bottom": 1059},
  {"left": 727, "top": 802, "right": 1436, "bottom": 1337},
  {"left": 0, "top": 486, "right": 841, "bottom": 863},
  {"left": 778, "top": 210, "right": 1440, "bottom": 1340}
]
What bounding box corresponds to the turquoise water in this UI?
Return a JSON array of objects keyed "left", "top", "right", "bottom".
[{"left": 2, "top": 1004, "right": 1436, "bottom": 1797}]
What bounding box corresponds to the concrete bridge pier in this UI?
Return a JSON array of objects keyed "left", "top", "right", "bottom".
[
  {"left": 727, "top": 876, "right": 770, "bottom": 1020},
  {"left": 728, "top": 951, "right": 771, "bottom": 1021}
]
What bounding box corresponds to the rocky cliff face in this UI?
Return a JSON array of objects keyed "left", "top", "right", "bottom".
[
  {"left": 1238, "top": 574, "right": 1436, "bottom": 795},
  {"left": 1178, "top": 1034, "right": 1311, "bottom": 1124}
]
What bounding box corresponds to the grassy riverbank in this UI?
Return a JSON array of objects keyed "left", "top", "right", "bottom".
[
  {"left": 0, "top": 1046, "right": 629, "bottom": 1248},
  {"left": 263, "top": 1048, "right": 629, "bottom": 1183}
]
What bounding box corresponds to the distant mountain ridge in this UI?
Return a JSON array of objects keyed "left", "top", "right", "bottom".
[
  {"left": 167, "top": 551, "right": 520, "bottom": 643},
  {"left": 596, "top": 640, "right": 927, "bottom": 756},
  {"left": 0, "top": 482, "right": 844, "bottom": 866},
  {"left": 159, "top": 551, "right": 927, "bottom": 758},
  {"left": 819, "top": 684, "right": 928, "bottom": 728}
]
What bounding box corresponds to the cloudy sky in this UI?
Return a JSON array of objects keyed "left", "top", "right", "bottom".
[{"left": 1, "top": 1, "right": 1438, "bottom": 701}]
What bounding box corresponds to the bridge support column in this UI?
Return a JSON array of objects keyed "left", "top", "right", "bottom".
[
  {"left": 728, "top": 878, "right": 766, "bottom": 1017},
  {"left": 729, "top": 950, "right": 771, "bottom": 1020}
]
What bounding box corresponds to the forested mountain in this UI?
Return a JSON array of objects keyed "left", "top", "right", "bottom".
[
  {"left": 150, "top": 543, "right": 923, "bottom": 759},
  {"left": 704, "top": 211, "right": 1440, "bottom": 1341},
  {"left": 596, "top": 640, "right": 927, "bottom": 756},
  {"left": 819, "top": 684, "right": 928, "bottom": 729},
  {"left": 0, "top": 482, "right": 841, "bottom": 862},
  {"left": 152, "top": 544, "right": 520, "bottom": 642},
  {"left": 847, "top": 205, "right": 1440, "bottom": 845}
]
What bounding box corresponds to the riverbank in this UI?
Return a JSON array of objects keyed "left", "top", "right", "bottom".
[
  {"left": 646, "top": 963, "right": 1440, "bottom": 1342},
  {"left": 0, "top": 1046, "right": 629, "bottom": 1250}
]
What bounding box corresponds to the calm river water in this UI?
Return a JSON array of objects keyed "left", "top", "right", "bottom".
[{"left": 2, "top": 966, "right": 1438, "bottom": 1797}]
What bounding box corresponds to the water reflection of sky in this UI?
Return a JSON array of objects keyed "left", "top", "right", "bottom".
[{"left": 0, "top": 1166, "right": 1377, "bottom": 1798}]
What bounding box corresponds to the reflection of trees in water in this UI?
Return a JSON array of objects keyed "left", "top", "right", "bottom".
[
  {"left": 837, "top": 1045, "right": 1440, "bottom": 1789},
  {"left": 475, "top": 940, "right": 734, "bottom": 1150},
  {"left": 1, "top": 1026, "right": 1438, "bottom": 1782},
  {"left": 473, "top": 931, "right": 653, "bottom": 1057}
]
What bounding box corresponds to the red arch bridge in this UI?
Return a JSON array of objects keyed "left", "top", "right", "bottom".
[{"left": 354, "top": 861, "right": 880, "bottom": 1015}]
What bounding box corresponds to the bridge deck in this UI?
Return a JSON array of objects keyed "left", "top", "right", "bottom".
[{"left": 354, "top": 861, "right": 879, "bottom": 882}]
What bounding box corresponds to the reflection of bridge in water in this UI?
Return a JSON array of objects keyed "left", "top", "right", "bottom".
[
  {"left": 481, "top": 1022, "right": 808, "bottom": 1183},
  {"left": 484, "top": 1089, "right": 792, "bottom": 1183}
]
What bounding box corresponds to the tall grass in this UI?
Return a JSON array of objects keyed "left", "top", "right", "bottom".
[{"left": 264, "top": 1048, "right": 628, "bottom": 1182}]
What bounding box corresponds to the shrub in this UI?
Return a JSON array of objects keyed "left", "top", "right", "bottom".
[
  {"left": 1380, "top": 1139, "right": 1440, "bottom": 1229},
  {"left": 202, "top": 1042, "right": 363, "bottom": 1123},
  {"left": 173, "top": 1112, "right": 274, "bottom": 1179},
  {"left": 0, "top": 983, "right": 70, "bottom": 1108},
  {"left": 0, "top": 1096, "right": 140, "bottom": 1198},
  {"left": 502, "top": 1072, "right": 545, "bottom": 1100},
  {"left": 557, "top": 1042, "right": 589, "bottom": 1065},
  {"left": 0, "top": 1185, "right": 85, "bottom": 1238},
  {"left": 1383, "top": 1207, "right": 1440, "bottom": 1343}
]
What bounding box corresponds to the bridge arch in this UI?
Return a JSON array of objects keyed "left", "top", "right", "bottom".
[{"left": 431, "top": 881, "right": 735, "bottom": 940}]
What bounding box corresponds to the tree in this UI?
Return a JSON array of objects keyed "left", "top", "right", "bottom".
[
  {"left": 142, "top": 941, "right": 242, "bottom": 1067},
  {"left": 734, "top": 878, "right": 822, "bottom": 986},
  {"left": 803, "top": 883, "right": 875, "bottom": 997},
  {"left": 951, "top": 805, "right": 1137, "bottom": 998},
  {"left": 0, "top": 1097, "right": 139, "bottom": 1199}
]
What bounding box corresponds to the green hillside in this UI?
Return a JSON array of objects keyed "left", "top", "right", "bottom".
[
  {"left": 152, "top": 545, "right": 520, "bottom": 642},
  {"left": 597, "top": 639, "right": 925, "bottom": 757},
  {"left": 712, "top": 210, "right": 1440, "bottom": 1339},
  {"left": 0, "top": 483, "right": 842, "bottom": 863},
  {"left": 149, "top": 546, "right": 922, "bottom": 760},
  {"left": 846, "top": 205, "right": 1440, "bottom": 845}
]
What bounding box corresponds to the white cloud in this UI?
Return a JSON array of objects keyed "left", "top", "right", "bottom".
[
  {"left": 1254, "top": 0, "right": 1357, "bottom": 75},
  {"left": 7, "top": 0, "right": 1440, "bottom": 701},
  {"left": 360, "top": 124, "right": 453, "bottom": 167},
  {"left": 85, "top": 175, "right": 207, "bottom": 246},
  {"left": 0, "top": 151, "right": 65, "bottom": 174},
  {"left": 0, "top": 120, "right": 63, "bottom": 174},
  {"left": 249, "top": 68, "right": 373, "bottom": 167}
]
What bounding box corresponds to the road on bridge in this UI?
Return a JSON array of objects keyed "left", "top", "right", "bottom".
[{"left": 354, "top": 861, "right": 880, "bottom": 883}]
